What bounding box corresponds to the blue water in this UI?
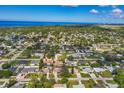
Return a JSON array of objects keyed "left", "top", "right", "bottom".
[{"left": 0, "top": 21, "right": 99, "bottom": 27}]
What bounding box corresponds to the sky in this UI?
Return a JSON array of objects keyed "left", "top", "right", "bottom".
[{"left": 0, "top": 5, "right": 124, "bottom": 23}]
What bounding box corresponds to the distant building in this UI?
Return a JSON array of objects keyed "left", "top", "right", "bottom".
[
  {"left": 42, "top": 68, "right": 49, "bottom": 74},
  {"left": 107, "top": 83, "right": 119, "bottom": 88},
  {"left": 106, "top": 66, "right": 115, "bottom": 72},
  {"left": 73, "top": 84, "right": 85, "bottom": 88},
  {"left": 17, "top": 60, "right": 29, "bottom": 66},
  {"left": 21, "top": 67, "right": 38, "bottom": 73},
  {"left": 11, "top": 83, "right": 25, "bottom": 88},
  {"left": 43, "top": 57, "right": 53, "bottom": 65},
  {"left": 53, "top": 84, "right": 66, "bottom": 88},
  {"left": 30, "top": 61, "right": 39, "bottom": 66},
  {"left": 93, "top": 67, "right": 106, "bottom": 73},
  {"left": 53, "top": 67, "right": 61, "bottom": 73},
  {"left": 83, "top": 67, "right": 93, "bottom": 73},
  {"left": 0, "top": 81, "right": 7, "bottom": 88}
]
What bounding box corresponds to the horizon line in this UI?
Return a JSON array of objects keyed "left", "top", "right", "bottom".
[{"left": 0, "top": 20, "right": 124, "bottom": 24}]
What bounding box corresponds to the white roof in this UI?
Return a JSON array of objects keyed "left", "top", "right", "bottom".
[
  {"left": 108, "top": 84, "right": 119, "bottom": 88},
  {"left": 73, "top": 85, "right": 85, "bottom": 88},
  {"left": 94, "top": 68, "right": 106, "bottom": 72},
  {"left": 83, "top": 67, "right": 93, "bottom": 73},
  {"left": 54, "top": 84, "right": 66, "bottom": 88}
]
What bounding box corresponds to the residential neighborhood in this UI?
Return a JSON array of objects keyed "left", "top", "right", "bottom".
[{"left": 0, "top": 25, "right": 124, "bottom": 88}]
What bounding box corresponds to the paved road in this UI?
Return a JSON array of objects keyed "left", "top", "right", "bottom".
[
  {"left": 10, "top": 43, "right": 32, "bottom": 61},
  {"left": 16, "top": 59, "right": 40, "bottom": 61},
  {"left": 74, "top": 58, "right": 101, "bottom": 61},
  {"left": 53, "top": 72, "right": 59, "bottom": 82},
  {"left": 5, "top": 49, "right": 17, "bottom": 57},
  {"left": 89, "top": 73, "right": 98, "bottom": 84},
  {"left": 0, "top": 79, "right": 9, "bottom": 82},
  {"left": 0, "top": 58, "right": 40, "bottom": 61},
  {"left": 47, "top": 72, "right": 50, "bottom": 80},
  {"left": 0, "top": 43, "right": 32, "bottom": 62},
  {"left": 75, "top": 68, "right": 84, "bottom": 85}
]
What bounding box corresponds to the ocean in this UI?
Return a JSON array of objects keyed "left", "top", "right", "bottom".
[{"left": 0, "top": 21, "right": 99, "bottom": 27}]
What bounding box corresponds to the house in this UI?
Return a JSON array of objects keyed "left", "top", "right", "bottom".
[
  {"left": 54, "top": 54, "right": 62, "bottom": 61},
  {"left": 9, "top": 67, "right": 17, "bottom": 73},
  {"left": 106, "top": 66, "right": 115, "bottom": 72},
  {"left": 0, "top": 61, "right": 4, "bottom": 70},
  {"left": 93, "top": 68, "right": 106, "bottom": 73},
  {"left": 11, "top": 83, "right": 25, "bottom": 88},
  {"left": 43, "top": 57, "right": 53, "bottom": 65},
  {"left": 107, "top": 83, "right": 119, "bottom": 88},
  {"left": 53, "top": 67, "right": 61, "bottom": 73},
  {"left": 54, "top": 61, "right": 63, "bottom": 67},
  {"left": 0, "top": 66, "right": 2, "bottom": 70},
  {"left": 65, "top": 60, "right": 75, "bottom": 66},
  {"left": 30, "top": 61, "right": 39, "bottom": 66},
  {"left": 34, "top": 53, "right": 42, "bottom": 57},
  {"left": 90, "top": 61, "right": 97, "bottom": 64},
  {"left": 54, "top": 54, "right": 63, "bottom": 66},
  {"left": 78, "top": 60, "right": 85, "bottom": 65},
  {"left": 43, "top": 68, "right": 49, "bottom": 74},
  {"left": 6, "top": 45, "right": 12, "bottom": 49},
  {"left": 17, "top": 60, "right": 29, "bottom": 66},
  {"left": 73, "top": 84, "right": 85, "bottom": 88},
  {"left": 21, "top": 67, "right": 38, "bottom": 73},
  {"left": 53, "top": 84, "right": 66, "bottom": 88},
  {"left": 93, "top": 44, "right": 120, "bottom": 52},
  {"left": 0, "top": 50, "right": 4, "bottom": 56},
  {"left": 0, "top": 81, "right": 7, "bottom": 88},
  {"left": 121, "top": 60, "right": 124, "bottom": 63},
  {"left": 116, "top": 54, "right": 123, "bottom": 58},
  {"left": 83, "top": 67, "right": 93, "bottom": 73}
]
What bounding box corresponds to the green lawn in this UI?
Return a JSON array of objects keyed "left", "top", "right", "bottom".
[
  {"left": 93, "top": 72, "right": 99, "bottom": 77},
  {"left": 80, "top": 73, "right": 91, "bottom": 78},
  {"left": 49, "top": 73, "right": 54, "bottom": 79},
  {"left": 106, "top": 80, "right": 117, "bottom": 84},
  {"left": 96, "top": 80, "right": 105, "bottom": 88},
  {"left": 69, "top": 74, "right": 77, "bottom": 78},
  {"left": 67, "top": 80, "right": 79, "bottom": 88},
  {"left": 0, "top": 70, "right": 14, "bottom": 79},
  {"left": 58, "top": 73, "right": 77, "bottom": 78},
  {"left": 100, "top": 70, "right": 112, "bottom": 78},
  {"left": 25, "top": 73, "right": 41, "bottom": 79},
  {"left": 0, "top": 81, "right": 5, "bottom": 85},
  {"left": 81, "top": 79, "right": 96, "bottom": 88}
]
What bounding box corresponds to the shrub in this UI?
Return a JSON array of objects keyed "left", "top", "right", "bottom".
[
  {"left": 2, "top": 63, "right": 11, "bottom": 69},
  {"left": 0, "top": 70, "right": 13, "bottom": 78}
]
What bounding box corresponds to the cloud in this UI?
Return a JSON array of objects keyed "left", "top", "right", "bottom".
[
  {"left": 89, "top": 9, "right": 99, "bottom": 14},
  {"left": 112, "top": 8, "right": 123, "bottom": 14},
  {"left": 119, "top": 15, "right": 124, "bottom": 18},
  {"left": 97, "top": 6, "right": 123, "bottom": 19},
  {"left": 111, "top": 8, "right": 123, "bottom": 18}
]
